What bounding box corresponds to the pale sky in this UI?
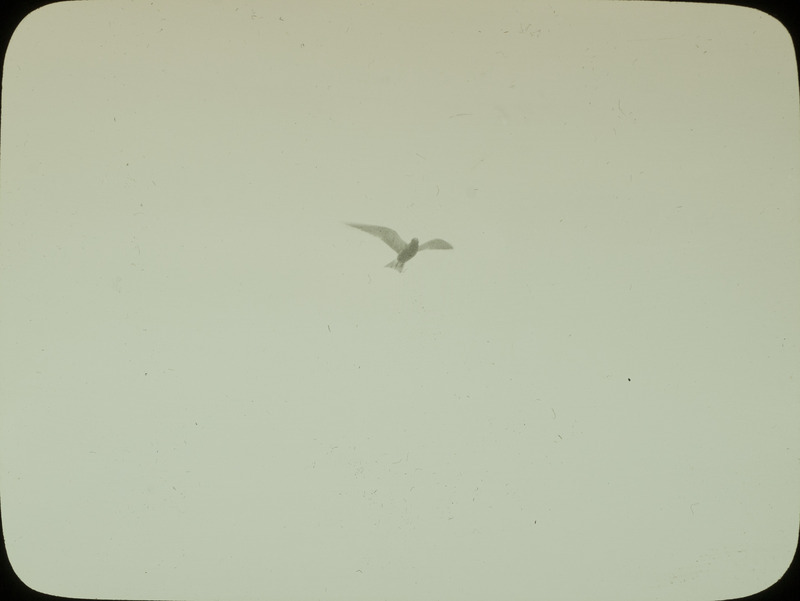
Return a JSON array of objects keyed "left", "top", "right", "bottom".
[{"left": 0, "top": 1, "right": 799, "bottom": 600}]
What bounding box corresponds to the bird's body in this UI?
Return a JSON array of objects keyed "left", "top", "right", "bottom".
[{"left": 346, "top": 223, "right": 452, "bottom": 272}]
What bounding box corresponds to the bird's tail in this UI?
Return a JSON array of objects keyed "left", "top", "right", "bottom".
[{"left": 385, "top": 260, "right": 404, "bottom": 272}]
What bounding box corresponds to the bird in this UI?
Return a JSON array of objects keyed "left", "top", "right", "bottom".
[{"left": 346, "top": 223, "right": 453, "bottom": 272}]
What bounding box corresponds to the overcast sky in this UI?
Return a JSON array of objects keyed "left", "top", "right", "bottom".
[{"left": 0, "top": 1, "right": 799, "bottom": 600}]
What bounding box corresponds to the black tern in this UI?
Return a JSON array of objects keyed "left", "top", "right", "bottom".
[{"left": 346, "top": 223, "right": 453, "bottom": 272}]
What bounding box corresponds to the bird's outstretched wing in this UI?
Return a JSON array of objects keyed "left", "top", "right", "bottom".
[
  {"left": 418, "top": 239, "right": 453, "bottom": 251},
  {"left": 346, "top": 223, "right": 407, "bottom": 253}
]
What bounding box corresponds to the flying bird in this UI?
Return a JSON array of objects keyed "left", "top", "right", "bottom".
[{"left": 346, "top": 223, "right": 453, "bottom": 272}]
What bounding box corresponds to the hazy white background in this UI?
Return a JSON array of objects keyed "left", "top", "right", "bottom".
[{"left": 0, "top": 1, "right": 798, "bottom": 600}]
